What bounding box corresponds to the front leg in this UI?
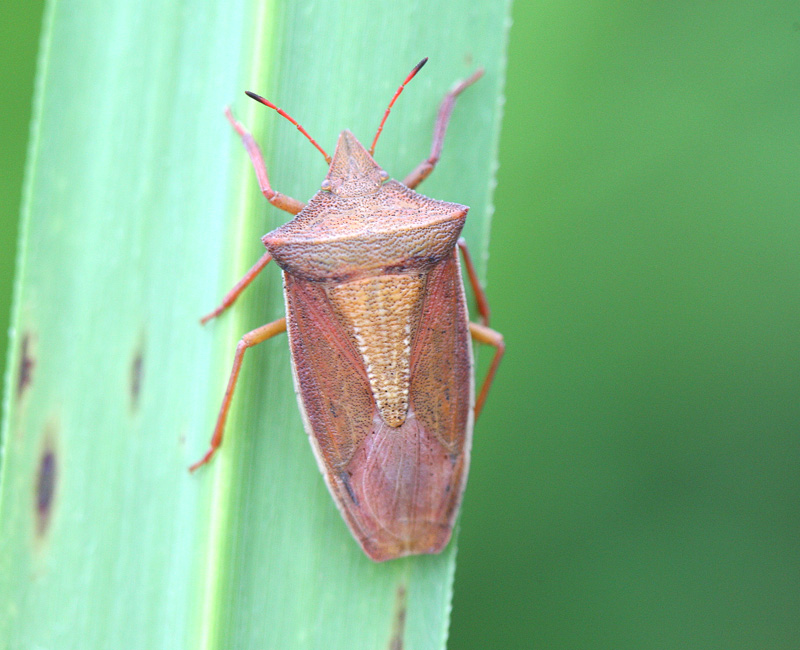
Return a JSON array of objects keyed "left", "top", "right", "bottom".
[
  {"left": 225, "top": 108, "right": 306, "bottom": 215},
  {"left": 403, "top": 68, "right": 484, "bottom": 190}
]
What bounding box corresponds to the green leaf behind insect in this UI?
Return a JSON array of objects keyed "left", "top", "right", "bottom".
[{"left": 0, "top": 0, "right": 510, "bottom": 648}]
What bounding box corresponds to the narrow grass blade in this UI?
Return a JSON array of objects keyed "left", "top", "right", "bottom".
[{"left": 0, "top": 0, "right": 511, "bottom": 647}]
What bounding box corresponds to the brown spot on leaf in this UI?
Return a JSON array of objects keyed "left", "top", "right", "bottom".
[
  {"left": 35, "top": 445, "right": 57, "bottom": 537},
  {"left": 130, "top": 342, "right": 144, "bottom": 410},
  {"left": 17, "top": 333, "right": 34, "bottom": 397},
  {"left": 388, "top": 583, "right": 407, "bottom": 650}
]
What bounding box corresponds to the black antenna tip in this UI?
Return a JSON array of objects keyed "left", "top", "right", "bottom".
[
  {"left": 414, "top": 57, "right": 429, "bottom": 73},
  {"left": 245, "top": 90, "right": 262, "bottom": 102}
]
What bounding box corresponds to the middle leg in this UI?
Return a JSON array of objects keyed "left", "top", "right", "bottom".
[{"left": 469, "top": 322, "right": 504, "bottom": 420}]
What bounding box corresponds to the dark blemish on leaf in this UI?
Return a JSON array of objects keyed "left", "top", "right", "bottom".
[
  {"left": 388, "top": 583, "right": 407, "bottom": 650},
  {"left": 340, "top": 472, "right": 358, "bottom": 505},
  {"left": 130, "top": 340, "right": 144, "bottom": 410},
  {"left": 35, "top": 445, "right": 57, "bottom": 537},
  {"left": 17, "top": 333, "right": 34, "bottom": 397}
]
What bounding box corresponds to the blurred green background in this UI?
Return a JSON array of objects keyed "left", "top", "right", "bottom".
[{"left": 2, "top": 2, "right": 799, "bottom": 649}]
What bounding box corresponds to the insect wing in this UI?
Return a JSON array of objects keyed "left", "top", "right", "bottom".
[{"left": 283, "top": 250, "right": 474, "bottom": 561}]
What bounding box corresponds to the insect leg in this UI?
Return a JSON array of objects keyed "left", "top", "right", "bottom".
[
  {"left": 200, "top": 251, "right": 273, "bottom": 324},
  {"left": 189, "top": 317, "right": 287, "bottom": 472},
  {"left": 458, "top": 238, "right": 502, "bottom": 417},
  {"left": 225, "top": 108, "right": 306, "bottom": 215},
  {"left": 457, "top": 238, "right": 491, "bottom": 326},
  {"left": 469, "top": 322, "right": 504, "bottom": 420},
  {"left": 402, "top": 68, "right": 484, "bottom": 190}
]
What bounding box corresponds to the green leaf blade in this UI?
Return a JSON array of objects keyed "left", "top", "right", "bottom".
[{"left": 0, "top": 0, "right": 511, "bottom": 648}]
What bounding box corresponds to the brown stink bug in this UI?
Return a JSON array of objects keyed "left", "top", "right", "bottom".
[{"left": 191, "top": 59, "right": 505, "bottom": 562}]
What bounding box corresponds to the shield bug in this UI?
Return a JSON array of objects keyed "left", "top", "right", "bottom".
[{"left": 191, "top": 59, "right": 505, "bottom": 562}]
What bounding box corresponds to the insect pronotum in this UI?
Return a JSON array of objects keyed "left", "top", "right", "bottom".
[{"left": 191, "top": 59, "right": 505, "bottom": 562}]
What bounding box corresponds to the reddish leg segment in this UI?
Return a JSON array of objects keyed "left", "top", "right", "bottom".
[
  {"left": 189, "top": 317, "right": 287, "bottom": 472},
  {"left": 225, "top": 108, "right": 306, "bottom": 215},
  {"left": 469, "top": 322, "right": 505, "bottom": 420},
  {"left": 458, "top": 238, "right": 491, "bottom": 327},
  {"left": 457, "top": 238, "right": 504, "bottom": 419},
  {"left": 201, "top": 251, "right": 273, "bottom": 324},
  {"left": 403, "top": 68, "right": 484, "bottom": 190}
]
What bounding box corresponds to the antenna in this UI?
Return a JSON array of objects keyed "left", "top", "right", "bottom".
[
  {"left": 245, "top": 91, "right": 331, "bottom": 164},
  {"left": 369, "top": 58, "right": 428, "bottom": 156}
]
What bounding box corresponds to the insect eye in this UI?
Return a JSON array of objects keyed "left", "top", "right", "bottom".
[
  {"left": 379, "top": 170, "right": 389, "bottom": 183},
  {"left": 320, "top": 179, "right": 332, "bottom": 191}
]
